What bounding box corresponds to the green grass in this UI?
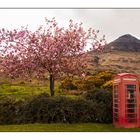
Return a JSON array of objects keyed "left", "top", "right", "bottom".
[
  {"left": 0, "top": 123, "right": 140, "bottom": 132},
  {"left": 0, "top": 84, "right": 48, "bottom": 99},
  {"left": 0, "top": 83, "right": 81, "bottom": 100},
  {"left": 0, "top": 83, "right": 61, "bottom": 99}
]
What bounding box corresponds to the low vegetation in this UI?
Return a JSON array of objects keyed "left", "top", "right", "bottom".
[
  {"left": 0, "top": 123, "right": 140, "bottom": 132},
  {"left": 0, "top": 70, "right": 114, "bottom": 125},
  {"left": 0, "top": 83, "right": 60, "bottom": 100},
  {"left": 0, "top": 88, "right": 112, "bottom": 124}
]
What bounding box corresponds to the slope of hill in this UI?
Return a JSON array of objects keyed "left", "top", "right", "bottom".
[
  {"left": 89, "top": 34, "right": 140, "bottom": 77},
  {"left": 98, "top": 51, "right": 140, "bottom": 76}
]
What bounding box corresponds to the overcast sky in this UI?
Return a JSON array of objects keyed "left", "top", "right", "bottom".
[{"left": 0, "top": 9, "right": 140, "bottom": 43}]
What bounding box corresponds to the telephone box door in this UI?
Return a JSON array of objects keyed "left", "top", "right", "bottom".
[
  {"left": 113, "top": 84, "right": 119, "bottom": 125},
  {"left": 124, "top": 83, "right": 138, "bottom": 127}
]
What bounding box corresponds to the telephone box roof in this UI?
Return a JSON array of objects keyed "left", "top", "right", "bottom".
[
  {"left": 113, "top": 73, "right": 138, "bottom": 78},
  {"left": 117, "top": 73, "right": 135, "bottom": 76}
]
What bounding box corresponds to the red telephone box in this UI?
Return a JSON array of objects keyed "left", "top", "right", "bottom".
[{"left": 113, "top": 73, "right": 140, "bottom": 128}]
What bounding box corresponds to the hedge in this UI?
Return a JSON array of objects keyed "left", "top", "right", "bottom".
[{"left": 0, "top": 89, "right": 112, "bottom": 124}]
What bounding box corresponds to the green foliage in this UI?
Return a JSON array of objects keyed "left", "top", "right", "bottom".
[
  {"left": 83, "top": 88, "right": 112, "bottom": 123},
  {"left": 72, "top": 79, "right": 86, "bottom": 90},
  {"left": 0, "top": 83, "right": 60, "bottom": 99},
  {"left": 0, "top": 70, "right": 114, "bottom": 124},
  {"left": 17, "top": 94, "right": 96, "bottom": 123},
  {"left": 0, "top": 96, "right": 21, "bottom": 124},
  {"left": 59, "top": 71, "right": 114, "bottom": 92},
  {"left": 101, "top": 80, "right": 113, "bottom": 89},
  {"left": 60, "top": 78, "right": 77, "bottom": 90},
  {"left": 0, "top": 90, "right": 113, "bottom": 124},
  {"left": 84, "top": 76, "right": 105, "bottom": 88},
  {"left": 96, "top": 71, "right": 113, "bottom": 81},
  {"left": 62, "top": 90, "right": 83, "bottom": 96}
]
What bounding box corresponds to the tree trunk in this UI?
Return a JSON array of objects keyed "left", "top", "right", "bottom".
[{"left": 49, "top": 74, "right": 54, "bottom": 96}]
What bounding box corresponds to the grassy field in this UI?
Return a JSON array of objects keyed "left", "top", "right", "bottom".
[
  {"left": 0, "top": 80, "right": 139, "bottom": 132},
  {"left": 0, "top": 123, "right": 140, "bottom": 132},
  {"left": 0, "top": 83, "right": 59, "bottom": 99},
  {"left": 0, "top": 83, "right": 81, "bottom": 100}
]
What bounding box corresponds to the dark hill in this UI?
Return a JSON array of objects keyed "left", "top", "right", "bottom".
[{"left": 105, "top": 34, "right": 140, "bottom": 52}]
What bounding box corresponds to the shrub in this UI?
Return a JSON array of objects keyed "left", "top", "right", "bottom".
[
  {"left": 101, "top": 80, "right": 113, "bottom": 89},
  {"left": 0, "top": 95, "right": 19, "bottom": 124},
  {"left": 72, "top": 79, "right": 86, "bottom": 90},
  {"left": 83, "top": 88, "right": 112, "bottom": 123},
  {"left": 0, "top": 90, "right": 113, "bottom": 124},
  {"left": 15, "top": 93, "right": 50, "bottom": 124},
  {"left": 96, "top": 71, "right": 113, "bottom": 81},
  {"left": 63, "top": 90, "right": 83, "bottom": 95},
  {"left": 73, "top": 76, "right": 104, "bottom": 90},
  {"left": 71, "top": 98, "right": 96, "bottom": 123},
  {"left": 60, "top": 78, "right": 77, "bottom": 90},
  {"left": 59, "top": 70, "right": 114, "bottom": 92},
  {"left": 83, "top": 76, "right": 104, "bottom": 89},
  {"left": 17, "top": 94, "right": 96, "bottom": 123}
]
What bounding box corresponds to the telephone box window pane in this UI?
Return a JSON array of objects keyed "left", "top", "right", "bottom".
[
  {"left": 126, "top": 114, "right": 136, "bottom": 118},
  {"left": 127, "top": 109, "right": 135, "bottom": 113},
  {"left": 114, "top": 108, "right": 118, "bottom": 112},
  {"left": 125, "top": 84, "right": 136, "bottom": 121},
  {"left": 127, "top": 94, "right": 135, "bottom": 99},
  {"left": 114, "top": 99, "right": 118, "bottom": 103},
  {"left": 114, "top": 85, "right": 118, "bottom": 97},
  {"left": 128, "top": 90, "right": 135, "bottom": 94},
  {"left": 126, "top": 84, "right": 136, "bottom": 98},
  {"left": 127, "top": 85, "right": 136, "bottom": 89},
  {"left": 127, "top": 104, "right": 135, "bottom": 108},
  {"left": 127, "top": 99, "right": 135, "bottom": 103}
]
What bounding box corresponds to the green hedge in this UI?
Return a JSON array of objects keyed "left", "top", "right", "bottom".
[
  {"left": 83, "top": 88, "right": 112, "bottom": 123},
  {"left": 15, "top": 94, "right": 96, "bottom": 123},
  {"left": 0, "top": 89, "right": 112, "bottom": 124}
]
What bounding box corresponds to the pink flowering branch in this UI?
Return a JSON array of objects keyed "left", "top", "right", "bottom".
[{"left": 0, "top": 18, "right": 106, "bottom": 96}]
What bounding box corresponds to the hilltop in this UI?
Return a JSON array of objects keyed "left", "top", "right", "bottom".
[{"left": 105, "top": 34, "right": 140, "bottom": 52}]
